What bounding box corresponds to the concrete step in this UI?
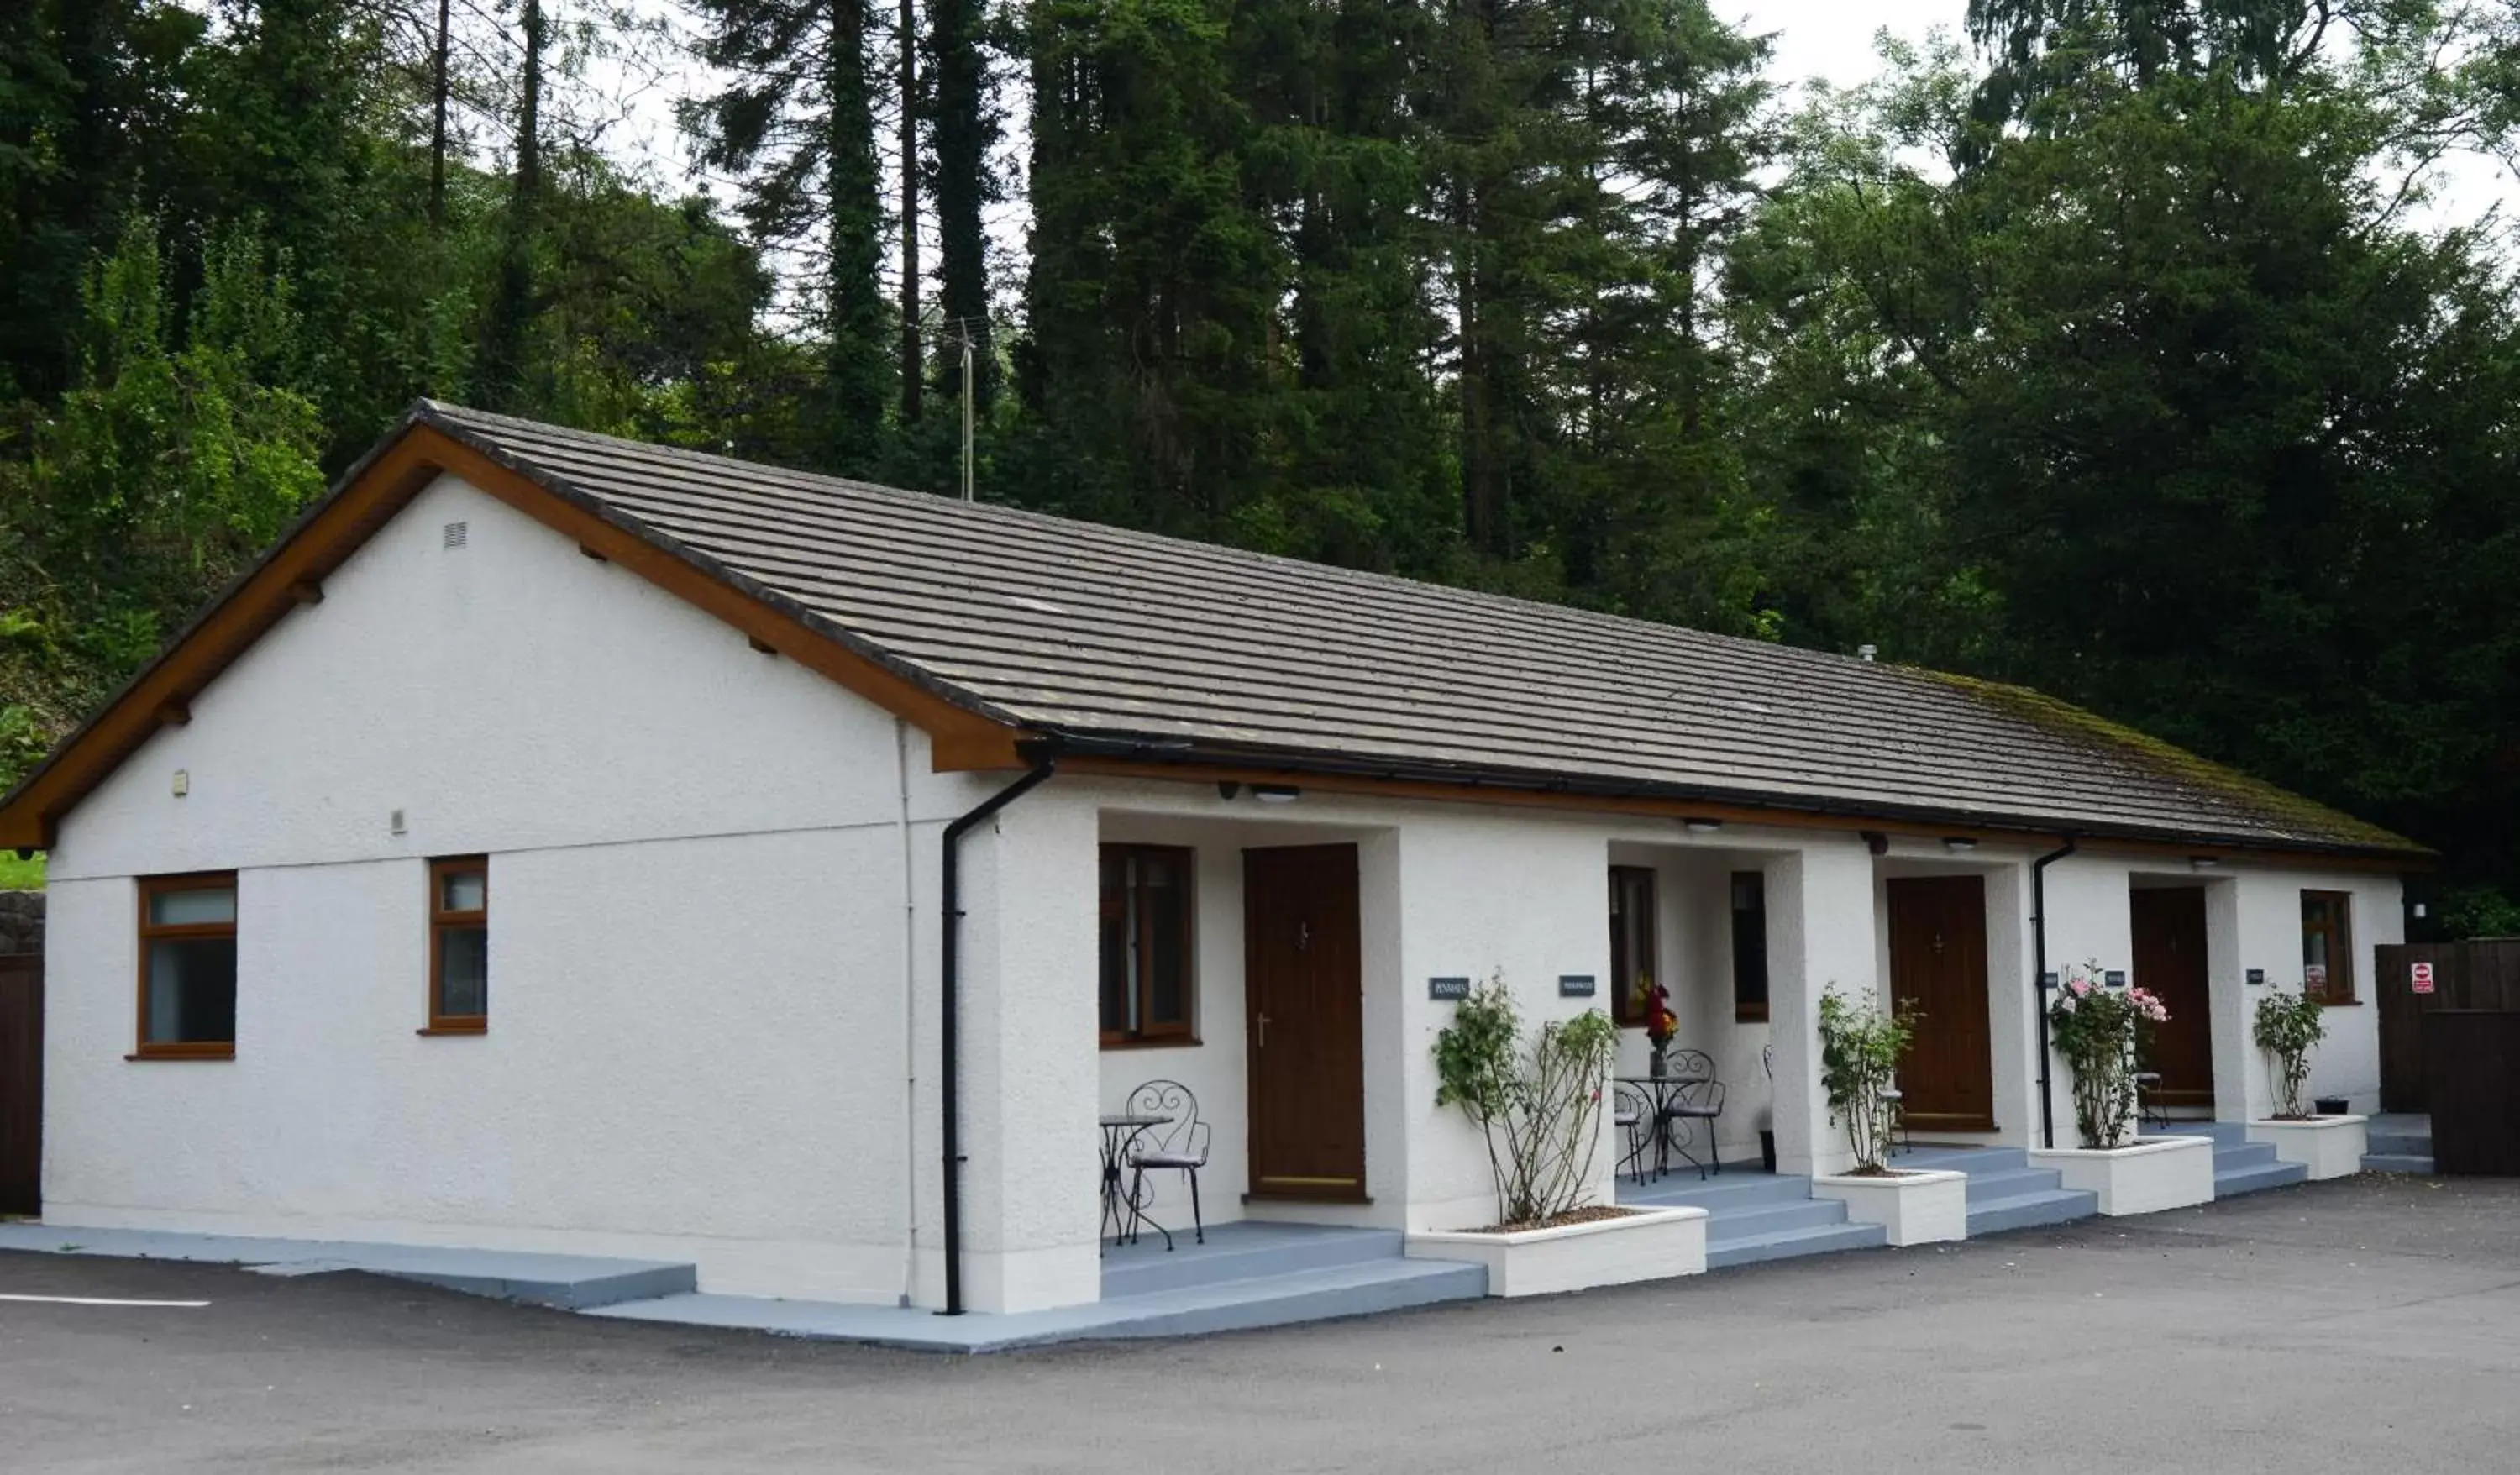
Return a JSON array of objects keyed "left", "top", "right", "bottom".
[
  {"left": 2366, "top": 1131, "right": 2432, "bottom": 1157},
  {"left": 2361, "top": 1152, "right": 2437, "bottom": 1174},
  {"left": 0, "top": 1223, "right": 695, "bottom": 1310},
  {"left": 2212, "top": 1141, "right": 2282, "bottom": 1173},
  {"left": 1622, "top": 1172, "right": 1814, "bottom": 1215},
  {"left": 1704, "top": 1220, "right": 1887, "bottom": 1270},
  {"left": 1967, "top": 1189, "right": 2099, "bottom": 1236},
  {"left": 1902, "top": 1146, "right": 2029, "bottom": 1173},
  {"left": 1961, "top": 1166, "right": 2071, "bottom": 1205},
  {"left": 1101, "top": 1223, "right": 1407, "bottom": 1299},
  {"left": 1702, "top": 1199, "right": 1853, "bottom": 1241},
  {"left": 598, "top": 1256, "right": 1491, "bottom": 1352},
  {"left": 2213, "top": 1159, "right": 2310, "bottom": 1197}
]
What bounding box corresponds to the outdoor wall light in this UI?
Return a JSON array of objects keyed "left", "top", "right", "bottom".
[
  {"left": 1942, "top": 837, "right": 1977, "bottom": 853},
  {"left": 1252, "top": 784, "right": 1302, "bottom": 804},
  {"left": 2189, "top": 855, "right": 2221, "bottom": 870},
  {"left": 1683, "top": 818, "right": 1724, "bottom": 832},
  {"left": 1216, "top": 781, "right": 1242, "bottom": 800}
]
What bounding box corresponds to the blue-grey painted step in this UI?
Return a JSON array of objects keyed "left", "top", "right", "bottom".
[
  {"left": 0, "top": 1223, "right": 696, "bottom": 1310},
  {"left": 2214, "top": 1159, "right": 2309, "bottom": 1196},
  {"left": 1705, "top": 1220, "right": 1887, "bottom": 1269},
  {"left": 1701, "top": 1199, "right": 1855, "bottom": 1240},
  {"left": 1960, "top": 1167, "right": 2067, "bottom": 1205},
  {"left": 596, "top": 1257, "right": 1489, "bottom": 1352},
  {"left": 1101, "top": 1224, "right": 1402, "bottom": 1300},
  {"left": 2366, "top": 1132, "right": 2431, "bottom": 1157},
  {"left": 1967, "top": 1189, "right": 2099, "bottom": 1236},
  {"left": 1620, "top": 1171, "right": 1813, "bottom": 1213},
  {"left": 2361, "top": 1152, "right": 2437, "bottom": 1174}
]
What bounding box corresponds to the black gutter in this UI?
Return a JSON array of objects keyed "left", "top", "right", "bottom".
[
  {"left": 2029, "top": 835, "right": 2078, "bottom": 1151},
  {"left": 938, "top": 746, "right": 1058, "bottom": 1317}
]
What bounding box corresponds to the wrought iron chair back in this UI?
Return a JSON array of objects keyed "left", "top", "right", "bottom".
[
  {"left": 1662, "top": 1048, "right": 1719, "bottom": 1083},
  {"left": 1123, "top": 1079, "right": 1210, "bottom": 1168},
  {"left": 1611, "top": 1080, "right": 1654, "bottom": 1187}
]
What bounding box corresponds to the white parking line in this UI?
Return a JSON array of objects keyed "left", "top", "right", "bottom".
[{"left": 0, "top": 1294, "right": 210, "bottom": 1308}]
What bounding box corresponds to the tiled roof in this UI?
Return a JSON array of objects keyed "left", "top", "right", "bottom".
[{"left": 420, "top": 402, "right": 2418, "bottom": 856}]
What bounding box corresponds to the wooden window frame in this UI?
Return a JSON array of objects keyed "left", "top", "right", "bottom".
[
  {"left": 132, "top": 871, "right": 239, "bottom": 1060},
  {"left": 1609, "top": 866, "right": 1657, "bottom": 1027},
  {"left": 2301, "top": 890, "right": 2357, "bottom": 1006},
  {"left": 1731, "top": 870, "right": 1771, "bottom": 1023},
  {"left": 1099, "top": 844, "right": 1197, "bottom": 1047},
  {"left": 423, "top": 856, "right": 489, "bottom": 1036}
]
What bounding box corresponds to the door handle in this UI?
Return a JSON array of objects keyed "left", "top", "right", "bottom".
[{"left": 1257, "top": 1012, "right": 1270, "bottom": 1048}]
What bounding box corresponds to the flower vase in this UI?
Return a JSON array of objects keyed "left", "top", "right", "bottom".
[{"left": 1650, "top": 1048, "right": 1667, "bottom": 1079}]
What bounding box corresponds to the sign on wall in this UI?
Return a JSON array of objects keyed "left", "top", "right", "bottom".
[
  {"left": 1429, "top": 976, "right": 1471, "bottom": 1001},
  {"left": 2306, "top": 963, "right": 2328, "bottom": 995},
  {"left": 2103, "top": 970, "right": 2127, "bottom": 988},
  {"left": 1558, "top": 974, "right": 1597, "bottom": 998},
  {"left": 2246, "top": 968, "right": 2266, "bottom": 986},
  {"left": 2412, "top": 961, "right": 2436, "bottom": 995}
]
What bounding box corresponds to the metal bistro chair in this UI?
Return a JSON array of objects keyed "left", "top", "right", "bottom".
[
  {"left": 1612, "top": 1081, "right": 1655, "bottom": 1188},
  {"left": 1882, "top": 1075, "right": 1913, "bottom": 1157},
  {"left": 2134, "top": 1071, "right": 2171, "bottom": 1133},
  {"left": 1123, "top": 1079, "right": 1210, "bottom": 1249},
  {"left": 1658, "top": 1050, "right": 1727, "bottom": 1179}
]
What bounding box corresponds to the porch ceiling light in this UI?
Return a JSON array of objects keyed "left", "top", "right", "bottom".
[
  {"left": 1943, "top": 837, "right": 1977, "bottom": 853},
  {"left": 2190, "top": 855, "right": 2220, "bottom": 870},
  {"left": 1683, "top": 818, "right": 1723, "bottom": 832},
  {"left": 1252, "top": 784, "right": 1301, "bottom": 804}
]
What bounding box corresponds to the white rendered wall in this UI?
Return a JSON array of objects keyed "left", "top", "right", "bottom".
[{"left": 40, "top": 473, "right": 1017, "bottom": 1306}]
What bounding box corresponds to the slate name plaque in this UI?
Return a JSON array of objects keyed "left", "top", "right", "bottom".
[
  {"left": 1558, "top": 974, "right": 1597, "bottom": 998},
  {"left": 2246, "top": 968, "right": 2267, "bottom": 986},
  {"left": 1429, "top": 976, "right": 1472, "bottom": 1001},
  {"left": 2104, "top": 970, "right": 2128, "bottom": 988},
  {"left": 2040, "top": 971, "right": 2060, "bottom": 989}
]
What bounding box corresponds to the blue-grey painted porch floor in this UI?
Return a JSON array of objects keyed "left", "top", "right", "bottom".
[
  {"left": 1620, "top": 1166, "right": 1889, "bottom": 1267},
  {"left": 0, "top": 1222, "right": 694, "bottom": 1309},
  {"left": 591, "top": 1223, "right": 1487, "bottom": 1352},
  {"left": 0, "top": 1219, "right": 1488, "bottom": 1353}
]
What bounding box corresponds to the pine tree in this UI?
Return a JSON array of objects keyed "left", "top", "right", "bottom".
[{"left": 686, "top": 0, "right": 895, "bottom": 470}]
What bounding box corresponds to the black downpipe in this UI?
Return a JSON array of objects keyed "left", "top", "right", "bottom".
[
  {"left": 2030, "top": 835, "right": 2078, "bottom": 1151},
  {"left": 938, "top": 750, "right": 1058, "bottom": 1317}
]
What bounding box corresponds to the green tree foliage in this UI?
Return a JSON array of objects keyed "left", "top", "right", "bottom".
[
  {"left": 685, "top": 0, "right": 895, "bottom": 471},
  {"left": 0, "top": 0, "right": 2515, "bottom": 926}
]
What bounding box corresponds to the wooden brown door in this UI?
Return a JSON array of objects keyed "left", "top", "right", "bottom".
[
  {"left": 0, "top": 954, "right": 39, "bottom": 1216},
  {"left": 1244, "top": 844, "right": 1367, "bottom": 1200},
  {"left": 2131, "top": 887, "right": 2214, "bottom": 1106},
  {"left": 1887, "top": 875, "right": 1995, "bottom": 1131}
]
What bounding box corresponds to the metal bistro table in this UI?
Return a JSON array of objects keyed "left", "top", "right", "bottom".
[
  {"left": 1615, "top": 1074, "right": 1721, "bottom": 1181},
  {"left": 1098, "top": 1112, "right": 1173, "bottom": 1251}
]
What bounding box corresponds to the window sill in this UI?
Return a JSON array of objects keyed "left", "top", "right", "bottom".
[
  {"left": 1099, "top": 1035, "right": 1203, "bottom": 1051},
  {"left": 1735, "top": 1006, "right": 1772, "bottom": 1024},
  {"left": 2313, "top": 999, "right": 2363, "bottom": 1008},
  {"left": 417, "top": 1021, "right": 488, "bottom": 1036},
  {"left": 126, "top": 1046, "right": 234, "bottom": 1062}
]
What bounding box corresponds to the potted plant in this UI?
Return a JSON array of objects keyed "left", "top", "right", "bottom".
[
  {"left": 1406, "top": 975, "right": 1708, "bottom": 1295},
  {"left": 2253, "top": 989, "right": 2326, "bottom": 1121},
  {"left": 2246, "top": 989, "right": 2368, "bottom": 1178},
  {"left": 1807, "top": 987, "right": 1966, "bottom": 1245},
  {"left": 2027, "top": 964, "right": 2215, "bottom": 1215}
]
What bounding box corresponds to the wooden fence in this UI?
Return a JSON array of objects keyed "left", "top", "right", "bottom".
[
  {"left": 0, "top": 953, "right": 38, "bottom": 1216},
  {"left": 2375, "top": 942, "right": 2520, "bottom": 1114},
  {"left": 2423, "top": 1010, "right": 2520, "bottom": 1175}
]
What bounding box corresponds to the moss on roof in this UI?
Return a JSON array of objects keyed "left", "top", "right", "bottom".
[{"left": 1912, "top": 668, "right": 2427, "bottom": 856}]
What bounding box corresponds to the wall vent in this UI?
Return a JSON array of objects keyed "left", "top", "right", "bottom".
[{"left": 442, "top": 521, "right": 469, "bottom": 549}]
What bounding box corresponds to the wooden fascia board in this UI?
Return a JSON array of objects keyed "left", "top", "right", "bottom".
[
  {"left": 1047, "top": 755, "right": 2425, "bottom": 872},
  {"left": 0, "top": 423, "right": 1020, "bottom": 848}
]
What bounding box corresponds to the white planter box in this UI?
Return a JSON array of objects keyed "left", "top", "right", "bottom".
[
  {"left": 1811, "top": 1168, "right": 1967, "bottom": 1247},
  {"left": 2029, "top": 1136, "right": 2214, "bottom": 1216},
  {"left": 1405, "top": 1206, "right": 1707, "bottom": 1298},
  {"left": 2247, "top": 1115, "right": 2369, "bottom": 1181}
]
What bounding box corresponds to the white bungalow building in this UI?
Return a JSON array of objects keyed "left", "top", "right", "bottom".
[{"left": 0, "top": 404, "right": 2419, "bottom": 1318}]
